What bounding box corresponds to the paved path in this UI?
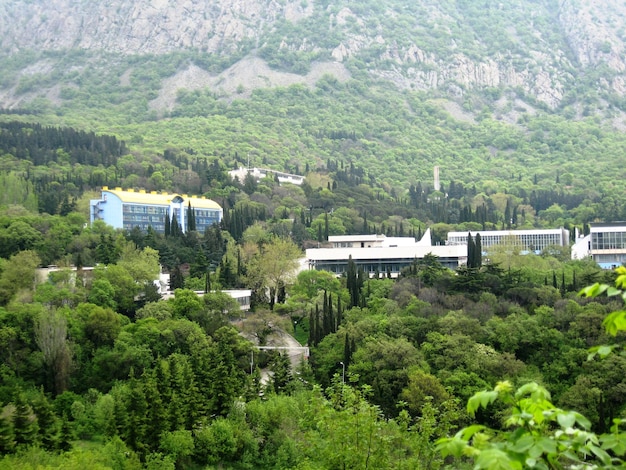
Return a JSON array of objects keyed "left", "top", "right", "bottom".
[{"left": 249, "top": 328, "right": 306, "bottom": 385}]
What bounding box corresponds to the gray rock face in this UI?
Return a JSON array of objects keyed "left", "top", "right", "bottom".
[
  {"left": 0, "top": 0, "right": 312, "bottom": 55},
  {"left": 1, "top": 0, "right": 625, "bottom": 109}
]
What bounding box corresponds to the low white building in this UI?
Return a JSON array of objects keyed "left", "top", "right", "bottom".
[
  {"left": 572, "top": 222, "right": 626, "bottom": 269},
  {"left": 328, "top": 230, "right": 432, "bottom": 249},
  {"left": 447, "top": 228, "right": 570, "bottom": 254},
  {"left": 229, "top": 167, "right": 305, "bottom": 186},
  {"left": 306, "top": 231, "right": 465, "bottom": 278}
]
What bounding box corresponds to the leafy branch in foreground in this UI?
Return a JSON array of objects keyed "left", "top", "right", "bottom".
[
  {"left": 437, "top": 268, "right": 626, "bottom": 469},
  {"left": 580, "top": 266, "right": 626, "bottom": 360},
  {"left": 437, "top": 380, "right": 626, "bottom": 469}
]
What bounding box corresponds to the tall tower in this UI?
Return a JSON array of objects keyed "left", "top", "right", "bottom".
[{"left": 433, "top": 166, "right": 441, "bottom": 191}]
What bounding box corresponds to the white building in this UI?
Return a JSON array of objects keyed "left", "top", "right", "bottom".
[
  {"left": 447, "top": 228, "right": 570, "bottom": 254},
  {"left": 229, "top": 167, "right": 305, "bottom": 186},
  {"left": 328, "top": 230, "right": 431, "bottom": 249},
  {"left": 306, "top": 231, "right": 465, "bottom": 278},
  {"left": 572, "top": 222, "right": 626, "bottom": 269}
]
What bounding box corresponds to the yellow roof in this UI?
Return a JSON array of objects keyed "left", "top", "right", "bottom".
[{"left": 102, "top": 187, "right": 222, "bottom": 210}]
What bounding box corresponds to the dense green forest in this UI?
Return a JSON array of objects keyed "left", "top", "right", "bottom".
[
  {"left": 1, "top": 124, "right": 626, "bottom": 467},
  {"left": 1, "top": 209, "right": 626, "bottom": 468}
]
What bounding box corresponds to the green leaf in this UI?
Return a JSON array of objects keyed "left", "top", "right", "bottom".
[
  {"left": 589, "top": 444, "right": 612, "bottom": 466},
  {"left": 601, "top": 432, "right": 626, "bottom": 455},
  {"left": 597, "top": 345, "right": 614, "bottom": 358},
  {"left": 435, "top": 437, "right": 467, "bottom": 458},
  {"left": 607, "top": 286, "right": 622, "bottom": 297},
  {"left": 475, "top": 449, "right": 520, "bottom": 470},
  {"left": 509, "top": 434, "right": 534, "bottom": 453},
  {"left": 603, "top": 310, "right": 626, "bottom": 336},
  {"left": 515, "top": 382, "right": 539, "bottom": 398},
  {"left": 575, "top": 411, "right": 591, "bottom": 430},
  {"left": 535, "top": 437, "right": 557, "bottom": 455},
  {"left": 579, "top": 283, "right": 608, "bottom": 298},
  {"left": 458, "top": 424, "right": 488, "bottom": 441},
  {"left": 468, "top": 390, "right": 498, "bottom": 415},
  {"left": 557, "top": 412, "right": 576, "bottom": 429}
]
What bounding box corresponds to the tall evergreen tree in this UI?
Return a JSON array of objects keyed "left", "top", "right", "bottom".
[
  {"left": 143, "top": 371, "right": 166, "bottom": 451},
  {"left": 347, "top": 256, "right": 359, "bottom": 308},
  {"left": 32, "top": 390, "right": 59, "bottom": 451},
  {"left": 343, "top": 332, "right": 351, "bottom": 368},
  {"left": 467, "top": 233, "right": 476, "bottom": 268},
  {"left": 164, "top": 210, "right": 171, "bottom": 237},
  {"left": 171, "top": 215, "right": 181, "bottom": 238},
  {"left": 0, "top": 415, "right": 14, "bottom": 454},
  {"left": 170, "top": 265, "right": 185, "bottom": 290},
  {"left": 270, "top": 353, "right": 293, "bottom": 394},
  {"left": 12, "top": 393, "right": 38, "bottom": 448},
  {"left": 124, "top": 376, "right": 148, "bottom": 454},
  {"left": 186, "top": 202, "right": 196, "bottom": 232},
  {"left": 324, "top": 212, "right": 329, "bottom": 241},
  {"left": 57, "top": 415, "right": 73, "bottom": 452},
  {"left": 475, "top": 233, "right": 482, "bottom": 268}
]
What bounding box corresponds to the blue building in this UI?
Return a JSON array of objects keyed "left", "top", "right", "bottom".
[{"left": 90, "top": 187, "right": 222, "bottom": 234}]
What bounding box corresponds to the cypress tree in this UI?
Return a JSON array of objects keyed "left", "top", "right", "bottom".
[
  {"left": 467, "top": 233, "right": 475, "bottom": 268},
  {"left": 171, "top": 216, "right": 180, "bottom": 238},
  {"left": 328, "top": 293, "right": 334, "bottom": 333},
  {"left": 343, "top": 332, "right": 351, "bottom": 367},
  {"left": 164, "top": 210, "right": 171, "bottom": 237},
  {"left": 357, "top": 267, "right": 366, "bottom": 307},
  {"left": 324, "top": 212, "right": 329, "bottom": 241},
  {"left": 308, "top": 308, "right": 315, "bottom": 347},
  {"left": 322, "top": 291, "right": 330, "bottom": 336},
  {"left": 336, "top": 295, "right": 342, "bottom": 328},
  {"left": 314, "top": 304, "right": 321, "bottom": 346},
  {"left": 187, "top": 202, "right": 195, "bottom": 232},
  {"left": 170, "top": 266, "right": 185, "bottom": 290},
  {"left": 347, "top": 256, "right": 359, "bottom": 308},
  {"left": 205, "top": 270, "right": 211, "bottom": 293},
  {"left": 504, "top": 200, "right": 512, "bottom": 228},
  {"left": 475, "top": 233, "right": 482, "bottom": 268}
]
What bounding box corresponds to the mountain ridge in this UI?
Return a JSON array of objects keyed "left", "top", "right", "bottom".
[{"left": 2, "top": 0, "right": 626, "bottom": 113}]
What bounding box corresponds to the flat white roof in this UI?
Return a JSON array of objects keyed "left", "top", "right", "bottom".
[
  {"left": 448, "top": 228, "right": 565, "bottom": 238},
  {"left": 590, "top": 223, "right": 626, "bottom": 233},
  {"left": 328, "top": 234, "right": 422, "bottom": 247},
  {"left": 306, "top": 244, "right": 466, "bottom": 261},
  {"left": 329, "top": 234, "right": 387, "bottom": 242}
]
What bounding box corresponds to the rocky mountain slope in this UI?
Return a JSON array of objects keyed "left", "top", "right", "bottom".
[{"left": 1, "top": 0, "right": 626, "bottom": 115}]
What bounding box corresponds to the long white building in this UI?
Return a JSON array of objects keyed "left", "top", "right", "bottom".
[
  {"left": 447, "top": 228, "right": 570, "bottom": 254},
  {"left": 306, "top": 232, "right": 466, "bottom": 277}
]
